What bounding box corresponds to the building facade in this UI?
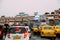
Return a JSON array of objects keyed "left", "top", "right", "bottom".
[{"left": 0, "top": 8, "right": 60, "bottom": 25}]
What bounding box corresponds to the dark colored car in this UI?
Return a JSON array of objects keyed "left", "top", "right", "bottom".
[{"left": 0, "top": 25, "right": 3, "bottom": 40}]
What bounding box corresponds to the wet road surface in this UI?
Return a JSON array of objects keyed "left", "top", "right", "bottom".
[
  {"left": 30, "top": 36, "right": 50, "bottom": 40},
  {"left": 30, "top": 32, "right": 50, "bottom": 40},
  {"left": 4, "top": 32, "right": 60, "bottom": 40},
  {"left": 30, "top": 32, "right": 60, "bottom": 40},
  {"left": 30, "top": 35, "right": 60, "bottom": 40}
]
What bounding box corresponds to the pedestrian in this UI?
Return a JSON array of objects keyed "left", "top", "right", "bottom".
[{"left": 3, "top": 24, "right": 9, "bottom": 38}]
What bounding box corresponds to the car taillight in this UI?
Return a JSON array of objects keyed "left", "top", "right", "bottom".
[
  {"left": 24, "top": 31, "right": 28, "bottom": 38},
  {"left": 0, "top": 31, "right": 2, "bottom": 35},
  {"left": 7, "top": 32, "right": 10, "bottom": 38}
]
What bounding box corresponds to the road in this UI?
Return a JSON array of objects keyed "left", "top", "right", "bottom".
[
  {"left": 4, "top": 35, "right": 60, "bottom": 40},
  {"left": 4, "top": 32, "right": 60, "bottom": 40},
  {"left": 30, "top": 35, "right": 60, "bottom": 40},
  {"left": 4, "top": 36, "right": 60, "bottom": 40},
  {"left": 30, "top": 32, "right": 50, "bottom": 40},
  {"left": 30, "top": 32, "right": 60, "bottom": 40},
  {"left": 30, "top": 36, "right": 50, "bottom": 40}
]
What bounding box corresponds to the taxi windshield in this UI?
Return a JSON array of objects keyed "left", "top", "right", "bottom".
[
  {"left": 56, "top": 27, "right": 60, "bottom": 29},
  {"left": 44, "top": 27, "right": 53, "bottom": 30}
]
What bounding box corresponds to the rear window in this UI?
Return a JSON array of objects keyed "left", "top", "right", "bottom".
[
  {"left": 9, "top": 27, "right": 27, "bottom": 34},
  {"left": 44, "top": 27, "right": 53, "bottom": 30}
]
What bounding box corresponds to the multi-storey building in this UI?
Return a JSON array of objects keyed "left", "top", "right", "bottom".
[
  {"left": 0, "top": 15, "right": 35, "bottom": 25},
  {"left": 0, "top": 8, "right": 60, "bottom": 25},
  {"left": 44, "top": 8, "right": 60, "bottom": 25}
]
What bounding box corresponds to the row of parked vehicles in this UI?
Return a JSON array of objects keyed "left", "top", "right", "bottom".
[{"left": 32, "top": 25, "right": 60, "bottom": 40}]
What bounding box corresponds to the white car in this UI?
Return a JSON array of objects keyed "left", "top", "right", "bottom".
[
  {"left": 12, "top": 23, "right": 31, "bottom": 38},
  {"left": 5, "top": 26, "right": 29, "bottom": 40}
]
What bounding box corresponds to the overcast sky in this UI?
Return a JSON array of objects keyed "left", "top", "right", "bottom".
[{"left": 0, "top": 0, "right": 60, "bottom": 17}]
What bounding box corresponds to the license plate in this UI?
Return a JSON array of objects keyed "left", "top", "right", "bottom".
[
  {"left": 13, "top": 39, "right": 20, "bottom": 40},
  {"left": 13, "top": 35, "right": 21, "bottom": 39}
]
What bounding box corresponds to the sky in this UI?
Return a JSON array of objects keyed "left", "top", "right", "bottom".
[{"left": 0, "top": 0, "right": 60, "bottom": 17}]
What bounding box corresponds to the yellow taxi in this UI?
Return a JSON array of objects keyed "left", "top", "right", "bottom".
[
  {"left": 32, "top": 25, "right": 40, "bottom": 35},
  {"left": 54, "top": 25, "right": 60, "bottom": 37},
  {"left": 39, "top": 25, "right": 56, "bottom": 40},
  {"left": 32, "top": 25, "right": 39, "bottom": 32}
]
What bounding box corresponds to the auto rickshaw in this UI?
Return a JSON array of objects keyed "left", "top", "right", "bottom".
[{"left": 39, "top": 25, "right": 56, "bottom": 40}]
